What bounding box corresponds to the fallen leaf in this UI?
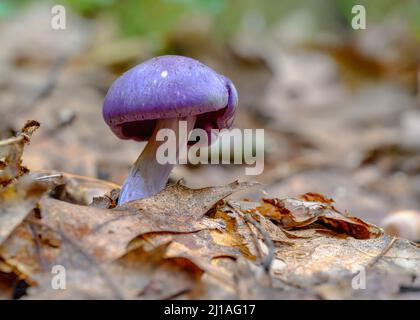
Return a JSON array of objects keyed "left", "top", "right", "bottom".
[
  {"left": 0, "top": 219, "right": 60, "bottom": 279},
  {"left": 118, "top": 180, "right": 258, "bottom": 222},
  {"left": 32, "top": 170, "right": 120, "bottom": 205},
  {"left": 257, "top": 196, "right": 383, "bottom": 239},
  {"left": 0, "top": 176, "right": 47, "bottom": 246},
  {"left": 26, "top": 244, "right": 201, "bottom": 299},
  {"left": 34, "top": 181, "right": 254, "bottom": 263},
  {"left": 132, "top": 230, "right": 242, "bottom": 270},
  {"left": 0, "top": 120, "right": 40, "bottom": 186},
  {"left": 0, "top": 271, "right": 17, "bottom": 300},
  {"left": 270, "top": 234, "right": 420, "bottom": 291}
]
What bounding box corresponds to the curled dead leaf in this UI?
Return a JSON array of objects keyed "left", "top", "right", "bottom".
[
  {"left": 0, "top": 176, "right": 47, "bottom": 246},
  {"left": 257, "top": 196, "right": 383, "bottom": 239},
  {"left": 0, "top": 120, "right": 40, "bottom": 186}
]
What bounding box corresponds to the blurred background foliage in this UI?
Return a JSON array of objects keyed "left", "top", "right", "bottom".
[{"left": 1, "top": 0, "right": 419, "bottom": 53}]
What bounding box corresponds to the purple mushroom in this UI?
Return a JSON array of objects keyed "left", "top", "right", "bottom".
[{"left": 103, "top": 55, "right": 238, "bottom": 205}]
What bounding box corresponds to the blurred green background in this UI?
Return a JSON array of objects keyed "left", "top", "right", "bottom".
[{"left": 1, "top": 0, "right": 419, "bottom": 53}]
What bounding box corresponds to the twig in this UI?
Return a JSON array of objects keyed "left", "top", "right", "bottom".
[
  {"left": 243, "top": 213, "right": 275, "bottom": 273},
  {"left": 28, "top": 223, "right": 50, "bottom": 272},
  {"left": 366, "top": 236, "right": 397, "bottom": 269},
  {"left": 350, "top": 238, "right": 420, "bottom": 261},
  {"left": 34, "top": 173, "right": 64, "bottom": 181},
  {"left": 226, "top": 201, "right": 275, "bottom": 274},
  {"left": 0, "top": 134, "right": 27, "bottom": 147}
]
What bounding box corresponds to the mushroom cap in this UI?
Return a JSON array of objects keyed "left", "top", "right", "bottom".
[{"left": 103, "top": 55, "right": 238, "bottom": 142}]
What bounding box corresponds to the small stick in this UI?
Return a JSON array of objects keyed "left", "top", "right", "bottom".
[
  {"left": 34, "top": 173, "right": 64, "bottom": 181},
  {"left": 366, "top": 236, "right": 397, "bottom": 269},
  {"left": 226, "top": 201, "right": 275, "bottom": 274},
  {"left": 0, "top": 135, "right": 26, "bottom": 147}
]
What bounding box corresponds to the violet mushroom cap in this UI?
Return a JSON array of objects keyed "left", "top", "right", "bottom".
[
  {"left": 103, "top": 55, "right": 238, "bottom": 205},
  {"left": 103, "top": 55, "right": 237, "bottom": 143}
]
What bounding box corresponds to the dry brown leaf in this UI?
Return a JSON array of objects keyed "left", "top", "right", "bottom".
[
  {"left": 0, "top": 271, "right": 18, "bottom": 300},
  {"left": 299, "top": 192, "right": 335, "bottom": 205},
  {"left": 2, "top": 177, "right": 419, "bottom": 300},
  {"left": 250, "top": 212, "right": 294, "bottom": 244},
  {"left": 33, "top": 181, "right": 253, "bottom": 264},
  {"left": 0, "top": 120, "right": 39, "bottom": 186},
  {"left": 118, "top": 180, "right": 258, "bottom": 222},
  {"left": 0, "top": 121, "right": 416, "bottom": 300},
  {"left": 0, "top": 120, "right": 48, "bottom": 249},
  {"left": 128, "top": 200, "right": 262, "bottom": 278},
  {"left": 32, "top": 170, "right": 120, "bottom": 205},
  {"left": 257, "top": 196, "right": 383, "bottom": 239},
  {"left": 130, "top": 230, "right": 244, "bottom": 295},
  {"left": 132, "top": 230, "right": 243, "bottom": 270},
  {"left": 90, "top": 188, "right": 120, "bottom": 209},
  {"left": 215, "top": 200, "right": 420, "bottom": 298},
  {"left": 26, "top": 244, "right": 201, "bottom": 299},
  {"left": 0, "top": 219, "right": 60, "bottom": 278},
  {"left": 0, "top": 180, "right": 254, "bottom": 286},
  {"left": 234, "top": 258, "right": 318, "bottom": 300},
  {"left": 270, "top": 234, "right": 420, "bottom": 289},
  {"left": 0, "top": 176, "right": 47, "bottom": 246}
]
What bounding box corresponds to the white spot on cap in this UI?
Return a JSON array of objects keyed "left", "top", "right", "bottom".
[
  {"left": 153, "top": 79, "right": 157, "bottom": 84},
  {"left": 161, "top": 70, "right": 168, "bottom": 78}
]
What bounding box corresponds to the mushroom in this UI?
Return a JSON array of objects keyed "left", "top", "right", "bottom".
[{"left": 103, "top": 55, "right": 238, "bottom": 205}]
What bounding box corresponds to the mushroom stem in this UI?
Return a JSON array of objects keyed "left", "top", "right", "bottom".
[{"left": 118, "top": 116, "right": 196, "bottom": 205}]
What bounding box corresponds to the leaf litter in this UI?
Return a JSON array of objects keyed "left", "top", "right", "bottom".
[{"left": 0, "top": 121, "right": 419, "bottom": 299}]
